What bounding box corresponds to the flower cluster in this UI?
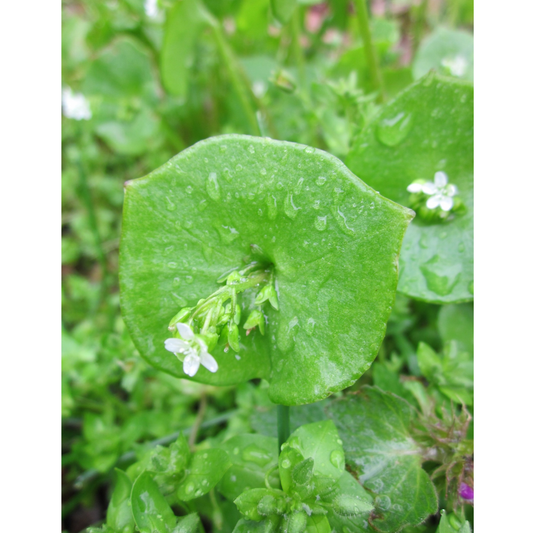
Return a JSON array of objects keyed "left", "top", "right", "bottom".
[{"left": 164, "top": 262, "right": 277, "bottom": 377}]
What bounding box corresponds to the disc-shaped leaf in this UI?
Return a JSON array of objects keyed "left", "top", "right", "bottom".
[
  {"left": 327, "top": 387, "right": 438, "bottom": 533},
  {"left": 120, "top": 135, "right": 413, "bottom": 405},
  {"left": 346, "top": 73, "right": 473, "bottom": 303},
  {"left": 413, "top": 28, "right": 473, "bottom": 82}
]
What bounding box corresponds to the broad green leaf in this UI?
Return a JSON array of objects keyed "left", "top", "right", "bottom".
[
  {"left": 218, "top": 434, "right": 279, "bottom": 501},
  {"left": 232, "top": 516, "right": 280, "bottom": 533},
  {"left": 107, "top": 469, "right": 135, "bottom": 533},
  {"left": 305, "top": 515, "right": 331, "bottom": 533},
  {"left": 436, "top": 510, "right": 472, "bottom": 533},
  {"left": 327, "top": 387, "right": 438, "bottom": 533},
  {"left": 177, "top": 448, "right": 232, "bottom": 501},
  {"left": 438, "top": 303, "right": 473, "bottom": 355},
  {"left": 131, "top": 472, "right": 176, "bottom": 533},
  {"left": 160, "top": 0, "right": 212, "bottom": 98},
  {"left": 271, "top": 0, "right": 297, "bottom": 25},
  {"left": 120, "top": 135, "right": 413, "bottom": 405},
  {"left": 413, "top": 28, "right": 474, "bottom": 82},
  {"left": 287, "top": 420, "right": 345, "bottom": 480},
  {"left": 346, "top": 73, "right": 473, "bottom": 303},
  {"left": 325, "top": 472, "right": 373, "bottom": 533},
  {"left": 278, "top": 445, "right": 305, "bottom": 495},
  {"left": 173, "top": 513, "right": 202, "bottom": 533}
]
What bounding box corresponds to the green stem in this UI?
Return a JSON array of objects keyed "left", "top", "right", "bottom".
[
  {"left": 411, "top": 0, "right": 429, "bottom": 56},
  {"left": 277, "top": 405, "right": 291, "bottom": 452},
  {"left": 211, "top": 23, "right": 261, "bottom": 136},
  {"left": 353, "top": 0, "right": 385, "bottom": 102},
  {"left": 290, "top": 9, "right": 307, "bottom": 93}
]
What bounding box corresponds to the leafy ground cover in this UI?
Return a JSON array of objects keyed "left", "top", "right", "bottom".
[{"left": 62, "top": 1, "right": 473, "bottom": 532}]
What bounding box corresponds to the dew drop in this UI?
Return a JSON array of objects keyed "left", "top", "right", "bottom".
[
  {"left": 236, "top": 164, "right": 243, "bottom": 172},
  {"left": 220, "top": 144, "right": 227, "bottom": 152},
  {"left": 173, "top": 277, "right": 181, "bottom": 287},
  {"left": 219, "top": 225, "right": 240, "bottom": 243},
  {"left": 167, "top": 262, "right": 177, "bottom": 269},
  {"left": 266, "top": 195, "right": 278, "bottom": 220},
  {"left": 258, "top": 208, "right": 263, "bottom": 216},
  {"left": 284, "top": 193, "right": 301, "bottom": 219},
  {"left": 175, "top": 220, "right": 182, "bottom": 231},
  {"left": 294, "top": 177, "right": 304, "bottom": 195},
  {"left": 305, "top": 146, "right": 314, "bottom": 154},
  {"left": 276, "top": 181, "right": 284, "bottom": 190},
  {"left": 186, "top": 482, "right": 195, "bottom": 494},
  {"left": 329, "top": 449, "right": 344, "bottom": 469},
  {"left": 260, "top": 168, "right": 267, "bottom": 175},
  {"left": 376, "top": 111, "right": 413, "bottom": 147},
  {"left": 206, "top": 172, "right": 221, "bottom": 201},
  {"left": 248, "top": 145, "right": 255, "bottom": 154},
  {"left": 198, "top": 199, "right": 207, "bottom": 211},
  {"left": 312, "top": 200, "right": 321, "bottom": 210},
  {"left": 186, "top": 185, "right": 193, "bottom": 194},
  {"left": 242, "top": 445, "right": 271, "bottom": 466},
  {"left": 316, "top": 176, "right": 327, "bottom": 186},
  {"left": 185, "top": 275, "right": 193, "bottom": 284},
  {"left": 165, "top": 196, "right": 176, "bottom": 211},
  {"left": 315, "top": 215, "right": 327, "bottom": 231},
  {"left": 281, "top": 458, "right": 291, "bottom": 469},
  {"left": 183, "top": 220, "right": 192, "bottom": 229}
]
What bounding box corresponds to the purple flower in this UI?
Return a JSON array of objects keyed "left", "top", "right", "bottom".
[{"left": 459, "top": 482, "right": 474, "bottom": 501}]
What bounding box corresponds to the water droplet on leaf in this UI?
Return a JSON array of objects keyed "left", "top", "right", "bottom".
[
  {"left": 206, "top": 172, "right": 221, "bottom": 201},
  {"left": 376, "top": 111, "right": 413, "bottom": 147}
]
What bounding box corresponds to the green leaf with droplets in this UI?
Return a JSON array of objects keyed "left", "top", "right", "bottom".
[
  {"left": 218, "top": 434, "right": 279, "bottom": 501},
  {"left": 346, "top": 73, "right": 473, "bottom": 304},
  {"left": 327, "top": 387, "right": 438, "bottom": 533},
  {"left": 413, "top": 28, "right": 474, "bottom": 82},
  {"left": 176, "top": 448, "right": 231, "bottom": 501},
  {"left": 120, "top": 135, "right": 413, "bottom": 405},
  {"left": 131, "top": 472, "right": 176, "bottom": 533},
  {"left": 106, "top": 469, "right": 134, "bottom": 533}
]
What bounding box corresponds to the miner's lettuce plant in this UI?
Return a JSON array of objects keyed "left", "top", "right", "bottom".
[{"left": 62, "top": 1, "right": 473, "bottom": 532}]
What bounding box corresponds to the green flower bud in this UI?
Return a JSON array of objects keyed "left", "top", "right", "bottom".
[
  {"left": 255, "top": 284, "right": 279, "bottom": 310},
  {"left": 243, "top": 309, "right": 265, "bottom": 335},
  {"left": 228, "top": 322, "right": 240, "bottom": 352},
  {"left": 168, "top": 307, "right": 192, "bottom": 330},
  {"left": 287, "top": 511, "right": 307, "bottom": 533},
  {"left": 257, "top": 493, "right": 286, "bottom": 516}
]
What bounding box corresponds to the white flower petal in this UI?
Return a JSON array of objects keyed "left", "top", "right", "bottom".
[
  {"left": 176, "top": 323, "right": 195, "bottom": 340},
  {"left": 200, "top": 351, "right": 218, "bottom": 373},
  {"left": 164, "top": 338, "right": 190, "bottom": 353},
  {"left": 439, "top": 195, "right": 454, "bottom": 211},
  {"left": 422, "top": 182, "right": 437, "bottom": 195},
  {"left": 183, "top": 354, "right": 200, "bottom": 376},
  {"left": 407, "top": 183, "right": 424, "bottom": 193},
  {"left": 434, "top": 171, "right": 448, "bottom": 188},
  {"left": 426, "top": 195, "right": 441, "bottom": 209}
]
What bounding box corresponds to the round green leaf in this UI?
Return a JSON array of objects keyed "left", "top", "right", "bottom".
[
  {"left": 346, "top": 73, "right": 473, "bottom": 303},
  {"left": 413, "top": 28, "right": 473, "bottom": 82},
  {"left": 120, "top": 135, "right": 413, "bottom": 405}
]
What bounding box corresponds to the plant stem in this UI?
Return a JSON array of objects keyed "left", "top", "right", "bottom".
[
  {"left": 353, "top": 0, "right": 385, "bottom": 102},
  {"left": 188, "top": 387, "right": 208, "bottom": 448},
  {"left": 211, "top": 23, "right": 261, "bottom": 136},
  {"left": 277, "top": 405, "right": 291, "bottom": 451},
  {"left": 411, "top": 0, "right": 429, "bottom": 56}
]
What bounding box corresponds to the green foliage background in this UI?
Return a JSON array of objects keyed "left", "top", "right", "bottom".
[{"left": 62, "top": 0, "right": 473, "bottom": 532}]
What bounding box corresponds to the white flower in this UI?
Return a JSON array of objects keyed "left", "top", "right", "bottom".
[
  {"left": 441, "top": 55, "right": 468, "bottom": 77},
  {"left": 62, "top": 86, "right": 92, "bottom": 120},
  {"left": 407, "top": 171, "right": 458, "bottom": 211},
  {"left": 144, "top": 0, "right": 160, "bottom": 19},
  {"left": 164, "top": 323, "right": 218, "bottom": 377}
]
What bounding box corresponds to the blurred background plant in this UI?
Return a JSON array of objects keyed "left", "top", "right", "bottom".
[{"left": 61, "top": 1, "right": 473, "bottom": 531}]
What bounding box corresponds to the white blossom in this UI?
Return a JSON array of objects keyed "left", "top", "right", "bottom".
[
  {"left": 441, "top": 55, "right": 468, "bottom": 77},
  {"left": 407, "top": 171, "right": 458, "bottom": 211},
  {"left": 62, "top": 87, "right": 92, "bottom": 120},
  {"left": 165, "top": 323, "right": 218, "bottom": 377},
  {"left": 144, "top": 0, "right": 160, "bottom": 19}
]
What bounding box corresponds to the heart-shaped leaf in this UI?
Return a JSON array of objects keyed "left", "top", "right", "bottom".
[
  {"left": 120, "top": 135, "right": 413, "bottom": 405},
  {"left": 327, "top": 387, "right": 438, "bottom": 533},
  {"left": 346, "top": 72, "right": 473, "bottom": 303}
]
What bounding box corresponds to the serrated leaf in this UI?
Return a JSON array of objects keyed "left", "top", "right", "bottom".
[
  {"left": 131, "top": 472, "right": 176, "bottom": 533},
  {"left": 177, "top": 448, "right": 231, "bottom": 501},
  {"left": 106, "top": 469, "right": 134, "bottom": 533},
  {"left": 218, "top": 434, "right": 279, "bottom": 501},
  {"left": 346, "top": 73, "right": 473, "bottom": 304},
  {"left": 413, "top": 28, "right": 473, "bottom": 82},
  {"left": 120, "top": 135, "right": 413, "bottom": 405},
  {"left": 327, "top": 387, "right": 438, "bottom": 533}
]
